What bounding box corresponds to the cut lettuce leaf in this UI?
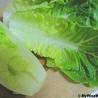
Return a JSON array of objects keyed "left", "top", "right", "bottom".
[
  {"left": 6, "top": 10, "right": 98, "bottom": 86},
  {"left": 0, "top": 22, "right": 46, "bottom": 96},
  {"left": 3, "top": 0, "right": 98, "bottom": 86}
]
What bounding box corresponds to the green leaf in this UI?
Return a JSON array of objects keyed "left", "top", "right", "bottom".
[
  {"left": 7, "top": 10, "right": 98, "bottom": 86},
  {"left": 4, "top": 0, "right": 98, "bottom": 27},
  {"left": 4, "top": 0, "right": 98, "bottom": 86},
  {"left": 0, "top": 22, "right": 46, "bottom": 96}
]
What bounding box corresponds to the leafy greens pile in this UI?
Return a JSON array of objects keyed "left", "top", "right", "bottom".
[{"left": 1, "top": 0, "right": 98, "bottom": 95}]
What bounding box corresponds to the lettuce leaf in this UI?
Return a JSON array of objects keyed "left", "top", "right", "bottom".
[
  {"left": 6, "top": 10, "right": 98, "bottom": 86},
  {"left": 3, "top": 0, "right": 98, "bottom": 86},
  {"left": 4, "top": 0, "right": 98, "bottom": 27},
  {"left": 0, "top": 22, "right": 46, "bottom": 96}
]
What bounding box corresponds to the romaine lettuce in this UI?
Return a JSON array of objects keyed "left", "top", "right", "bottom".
[
  {"left": 0, "top": 22, "right": 46, "bottom": 96},
  {"left": 3, "top": 0, "right": 98, "bottom": 86}
]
